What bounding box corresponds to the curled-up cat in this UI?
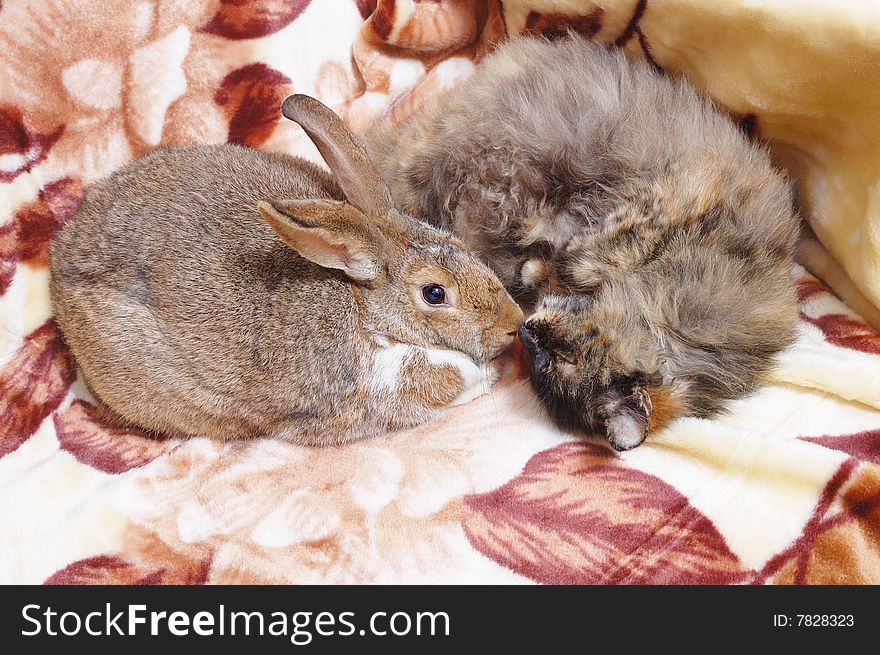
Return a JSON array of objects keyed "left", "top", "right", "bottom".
[{"left": 367, "top": 35, "right": 799, "bottom": 450}]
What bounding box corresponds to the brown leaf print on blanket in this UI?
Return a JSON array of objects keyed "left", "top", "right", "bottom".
[
  {"left": 796, "top": 276, "right": 880, "bottom": 355},
  {"left": 54, "top": 400, "right": 174, "bottom": 474},
  {"left": 522, "top": 8, "right": 604, "bottom": 40},
  {"left": 200, "top": 0, "right": 311, "bottom": 40},
  {"left": 609, "top": 0, "right": 663, "bottom": 73},
  {"left": 0, "top": 321, "right": 76, "bottom": 458},
  {"left": 356, "top": 0, "right": 377, "bottom": 21},
  {"left": 364, "top": 0, "right": 395, "bottom": 41},
  {"left": 796, "top": 276, "right": 830, "bottom": 304},
  {"left": 0, "top": 0, "right": 207, "bottom": 175},
  {"left": 801, "top": 430, "right": 880, "bottom": 465},
  {"left": 393, "top": 0, "right": 486, "bottom": 53},
  {"left": 0, "top": 260, "right": 14, "bottom": 296},
  {"left": 0, "top": 106, "right": 63, "bottom": 183},
  {"left": 462, "top": 442, "right": 749, "bottom": 584},
  {"left": 614, "top": 0, "right": 648, "bottom": 47},
  {"left": 754, "top": 460, "right": 880, "bottom": 584},
  {"left": 0, "top": 177, "right": 84, "bottom": 267},
  {"left": 215, "top": 63, "right": 293, "bottom": 148},
  {"left": 46, "top": 547, "right": 212, "bottom": 585},
  {"left": 801, "top": 313, "right": 880, "bottom": 355}
]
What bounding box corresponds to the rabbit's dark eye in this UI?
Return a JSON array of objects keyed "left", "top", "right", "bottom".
[{"left": 422, "top": 284, "right": 447, "bottom": 305}]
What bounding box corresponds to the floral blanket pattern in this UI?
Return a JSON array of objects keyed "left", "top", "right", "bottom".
[{"left": 1, "top": 0, "right": 879, "bottom": 584}]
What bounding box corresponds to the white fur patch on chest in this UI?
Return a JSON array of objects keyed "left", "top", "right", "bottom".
[
  {"left": 369, "top": 342, "right": 414, "bottom": 394},
  {"left": 423, "top": 347, "right": 495, "bottom": 406},
  {"left": 367, "top": 340, "right": 496, "bottom": 406}
]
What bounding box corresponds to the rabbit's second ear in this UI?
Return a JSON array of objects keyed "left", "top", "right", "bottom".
[
  {"left": 281, "top": 95, "right": 393, "bottom": 218},
  {"left": 257, "top": 199, "right": 386, "bottom": 284}
]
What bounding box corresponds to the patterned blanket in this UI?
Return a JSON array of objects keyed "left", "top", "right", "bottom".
[{"left": 2, "top": 0, "right": 879, "bottom": 584}]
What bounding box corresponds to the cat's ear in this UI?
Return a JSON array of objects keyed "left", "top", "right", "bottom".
[
  {"left": 602, "top": 385, "right": 653, "bottom": 451},
  {"left": 600, "top": 373, "right": 679, "bottom": 451}
]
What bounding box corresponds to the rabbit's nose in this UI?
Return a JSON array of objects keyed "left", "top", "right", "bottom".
[
  {"left": 498, "top": 291, "right": 524, "bottom": 335},
  {"left": 518, "top": 323, "right": 550, "bottom": 372}
]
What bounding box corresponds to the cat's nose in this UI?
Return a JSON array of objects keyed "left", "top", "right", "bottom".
[{"left": 518, "top": 324, "right": 550, "bottom": 372}]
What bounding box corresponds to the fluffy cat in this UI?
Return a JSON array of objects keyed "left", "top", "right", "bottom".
[{"left": 367, "top": 35, "right": 799, "bottom": 450}]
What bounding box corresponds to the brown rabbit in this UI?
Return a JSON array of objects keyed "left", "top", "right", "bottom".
[
  {"left": 367, "top": 36, "right": 799, "bottom": 450},
  {"left": 50, "top": 95, "right": 522, "bottom": 445}
]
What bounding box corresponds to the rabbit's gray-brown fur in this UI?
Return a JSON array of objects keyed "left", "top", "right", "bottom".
[
  {"left": 367, "top": 36, "right": 799, "bottom": 450},
  {"left": 50, "top": 95, "right": 522, "bottom": 445}
]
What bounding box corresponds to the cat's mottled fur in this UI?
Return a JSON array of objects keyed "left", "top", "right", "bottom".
[{"left": 367, "top": 36, "right": 799, "bottom": 450}]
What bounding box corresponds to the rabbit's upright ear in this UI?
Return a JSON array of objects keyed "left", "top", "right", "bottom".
[
  {"left": 281, "top": 94, "right": 394, "bottom": 219},
  {"left": 258, "top": 199, "right": 386, "bottom": 285}
]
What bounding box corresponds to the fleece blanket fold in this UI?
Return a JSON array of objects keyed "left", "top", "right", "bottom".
[{"left": 1, "top": 0, "right": 879, "bottom": 584}]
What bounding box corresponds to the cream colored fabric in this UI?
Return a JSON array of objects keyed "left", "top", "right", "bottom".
[{"left": 2, "top": 0, "right": 880, "bottom": 585}]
